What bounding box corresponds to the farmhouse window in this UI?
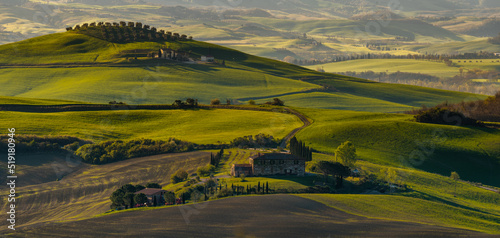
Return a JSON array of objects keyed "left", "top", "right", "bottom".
[{"left": 294, "top": 160, "right": 299, "bottom": 164}]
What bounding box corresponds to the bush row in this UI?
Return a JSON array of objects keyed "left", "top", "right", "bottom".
[{"left": 75, "top": 138, "right": 195, "bottom": 164}]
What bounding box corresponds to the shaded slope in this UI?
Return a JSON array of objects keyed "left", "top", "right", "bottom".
[
  {"left": 294, "top": 108, "right": 500, "bottom": 187},
  {"left": 7, "top": 195, "right": 483, "bottom": 237}
]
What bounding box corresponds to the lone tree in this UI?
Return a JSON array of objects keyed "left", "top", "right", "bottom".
[
  {"left": 450, "top": 171, "right": 460, "bottom": 180},
  {"left": 163, "top": 191, "right": 176, "bottom": 204},
  {"left": 335, "top": 141, "right": 357, "bottom": 168},
  {"left": 123, "top": 192, "right": 135, "bottom": 209}
]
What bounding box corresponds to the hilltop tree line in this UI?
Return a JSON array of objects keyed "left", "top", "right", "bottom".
[
  {"left": 229, "top": 134, "right": 280, "bottom": 149},
  {"left": 0, "top": 135, "right": 91, "bottom": 153},
  {"left": 289, "top": 137, "right": 313, "bottom": 161},
  {"left": 75, "top": 138, "right": 195, "bottom": 164},
  {"left": 66, "top": 21, "right": 192, "bottom": 43},
  {"left": 294, "top": 51, "right": 500, "bottom": 66}
]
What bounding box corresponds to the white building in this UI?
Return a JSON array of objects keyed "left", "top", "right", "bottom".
[{"left": 201, "top": 55, "right": 215, "bottom": 62}]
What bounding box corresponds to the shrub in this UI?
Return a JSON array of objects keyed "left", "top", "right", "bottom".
[
  {"left": 171, "top": 169, "right": 189, "bottom": 183},
  {"left": 248, "top": 100, "right": 256, "bottom": 105},
  {"left": 216, "top": 188, "right": 233, "bottom": 198},
  {"left": 210, "top": 98, "right": 221, "bottom": 105},
  {"left": 197, "top": 164, "right": 216, "bottom": 177}
]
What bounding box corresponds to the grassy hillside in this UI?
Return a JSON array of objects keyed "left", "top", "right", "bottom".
[
  {"left": 0, "top": 31, "right": 485, "bottom": 112},
  {"left": 300, "top": 154, "right": 500, "bottom": 234},
  {"left": 294, "top": 108, "right": 500, "bottom": 187},
  {"left": 307, "top": 59, "right": 461, "bottom": 78},
  {"left": 0, "top": 109, "right": 302, "bottom": 144},
  {"left": 0, "top": 96, "right": 88, "bottom": 105},
  {"left": 410, "top": 39, "right": 500, "bottom": 54}
]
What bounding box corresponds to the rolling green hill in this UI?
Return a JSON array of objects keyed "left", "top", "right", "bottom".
[
  {"left": 0, "top": 109, "right": 302, "bottom": 144},
  {"left": 409, "top": 39, "right": 500, "bottom": 55},
  {"left": 0, "top": 31, "right": 484, "bottom": 112},
  {"left": 307, "top": 59, "right": 461, "bottom": 78},
  {"left": 294, "top": 107, "right": 500, "bottom": 187}
]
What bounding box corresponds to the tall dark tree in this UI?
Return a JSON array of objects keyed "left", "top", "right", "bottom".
[
  {"left": 134, "top": 193, "right": 148, "bottom": 205},
  {"left": 123, "top": 193, "right": 135, "bottom": 209}
]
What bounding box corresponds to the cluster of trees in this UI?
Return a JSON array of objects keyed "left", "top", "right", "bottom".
[
  {"left": 264, "top": 98, "right": 285, "bottom": 106},
  {"left": 172, "top": 98, "right": 198, "bottom": 108},
  {"left": 410, "top": 92, "right": 500, "bottom": 123},
  {"left": 298, "top": 51, "right": 500, "bottom": 66},
  {"left": 306, "top": 141, "right": 357, "bottom": 188},
  {"left": 197, "top": 149, "right": 224, "bottom": 177},
  {"left": 66, "top": 21, "right": 192, "bottom": 43},
  {"left": 0, "top": 135, "right": 90, "bottom": 153},
  {"left": 413, "top": 107, "right": 480, "bottom": 126},
  {"left": 75, "top": 138, "right": 195, "bottom": 164},
  {"left": 209, "top": 148, "right": 224, "bottom": 167},
  {"left": 289, "top": 137, "right": 312, "bottom": 161},
  {"left": 229, "top": 134, "right": 280, "bottom": 149},
  {"left": 313, "top": 161, "right": 351, "bottom": 188},
  {"left": 110, "top": 183, "right": 162, "bottom": 209}
]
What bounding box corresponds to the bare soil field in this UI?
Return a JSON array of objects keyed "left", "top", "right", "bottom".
[
  {"left": 7, "top": 195, "right": 488, "bottom": 238},
  {"left": 0, "top": 151, "right": 210, "bottom": 231}
]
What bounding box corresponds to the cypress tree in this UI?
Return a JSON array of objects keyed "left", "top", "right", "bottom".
[
  {"left": 258, "top": 181, "right": 261, "bottom": 192},
  {"left": 266, "top": 182, "right": 269, "bottom": 194}
]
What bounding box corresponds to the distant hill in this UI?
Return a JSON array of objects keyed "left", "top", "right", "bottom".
[
  {"left": 0, "top": 30, "right": 483, "bottom": 111},
  {"left": 444, "top": 19, "right": 500, "bottom": 37}
]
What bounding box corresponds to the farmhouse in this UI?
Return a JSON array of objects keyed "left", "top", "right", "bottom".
[
  {"left": 201, "top": 55, "right": 215, "bottom": 62},
  {"left": 230, "top": 153, "right": 306, "bottom": 177},
  {"left": 495, "top": 53, "right": 500, "bottom": 56},
  {"left": 135, "top": 188, "right": 166, "bottom": 205},
  {"left": 157, "top": 48, "right": 189, "bottom": 61}
]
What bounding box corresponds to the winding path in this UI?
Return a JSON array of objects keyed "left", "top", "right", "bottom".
[{"left": 279, "top": 107, "right": 312, "bottom": 148}]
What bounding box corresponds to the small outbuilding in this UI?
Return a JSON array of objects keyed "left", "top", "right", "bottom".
[{"left": 231, "top": 164, "right": 253, "bottom": 177}]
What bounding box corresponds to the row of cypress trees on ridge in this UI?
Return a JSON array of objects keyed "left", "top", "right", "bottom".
[{"left": 66, "top": 21, "right": 193, "bottom": 43}]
